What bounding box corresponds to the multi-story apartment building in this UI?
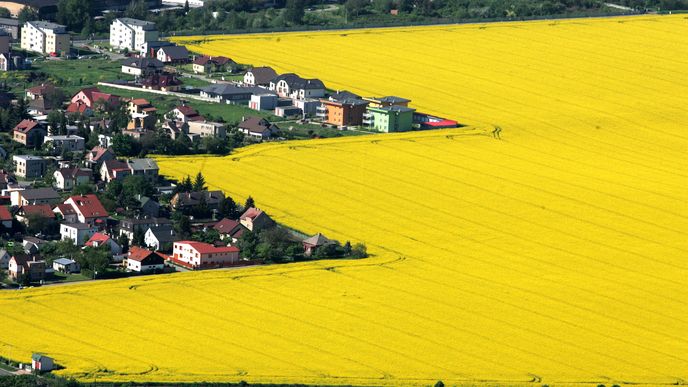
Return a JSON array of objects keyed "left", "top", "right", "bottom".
[
  {"left": 12, "top": 155, "right": 47, "bottom": 179},
  {"left": 187, "top": 121, "right": 226, "bottom": 140},
  {"left": 110, "top": 18, "right": 158, "bottom": 52},
  {"left": 20, "top": 21, "right": 70, "bottom": 55}
]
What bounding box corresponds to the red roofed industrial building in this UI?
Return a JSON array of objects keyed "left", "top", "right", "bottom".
[
  {"left": 172, "top": 240, "right": 239, "bottom": 268},
  {"left": 63, "top": 194, "right": 109, "bottom": 225}
]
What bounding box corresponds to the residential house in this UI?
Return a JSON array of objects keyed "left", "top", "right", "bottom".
[
  {"left": 213, "top": 218, "right": 246, "bottom": 243},
  {"left": 8, "top": 253, "right": 45, "bottom": 281},
  {"left": 53, "top": 168, "right": 91, "bottom": 190},
  {"left": 52, "top": 203, "right": 77, "bottom": 222},
  {"left": 156, "top": 45, "right": 189, "bottom": 63},
  {"left": 121, "top": 57, "right": 164, "bottom": 77},
  {"left": 239, "top": 207, "right": 275, "bottom": 232},
  {"left": 144, "top": 224, "right": 178, "bottom": 251},
  {"left": 0, "top": 205, "right": 11, "bottom": 228},
  {"left": 85, "top": 146, "right": 115, "bottom": 169},
  {"left": 363, "top": 105, "right": 416, "bottom": 133},
  {"left": 65, "top": 100, "right": 91, "bottom": 116},
  {"left": 43, "top": 135, "right": 85, "bottom": 153},
  {"left": 69, "top": 87, "right": 120, "bottom": 110},
  {"left": 12, "top": 155, "right": 46, "bottom": 178},
  {"left": 269, "top": 73, "right": 325, "bottom": 100},
  {"left": 302, "top": 233, "right": 335, "bottom": 256},
  {"left": 169, "top": 105, "right": 203, "bottom": 122},
  {"left": 127, "top": 98, "right": 157, "bottom": 130},
  {"left": 60, "top": 223, "right": 97, "bottom": 246},
  {"left": 126, "top": 158, "right": 159, "bottom": 182},
  {"left": 274, "top": 105, "right": 302, "bottom": 119},
  {"left": 26, "top": 83, "right": 56, "bottom": 100},
  {"left": 119, "top": 217, "right": 171, "bottom": 242},
  {"left": 192, "top": 55, "right": 235, "bottom": 74},
  {"left": 0, "top": 52, "right": 27, "bottom": 71},
  {"left": 31, "top": 354, "right": 54, "bottom": 372},
  {"left": 293, "top": 98, "right": 320, "bottom": 117},
  {"left": 140, "top": 40, "right": 174, "bottom": 58},
  {"left": 161, "top": 119, "right": 187, "bottom": 140},
  {"left": 13, "top": 119, "right": 46, "bottom": 147},
  {"left": 172, "top": 240, "right": 239, "bottom": 268},
  {"left": 63, "top": 194, "right": 109, "bottom": 225},
  {"left": 15, "top": 204, "right": 55, "bottom": 225},
  {"left": 187, "top": 120, "right": 226, "bottom": 140},
  {"left": 137, "top": 195, "right": 159, "bottom": 218},
  {"left": 362, "top": 96, "right": 411, "bottom": 108},
  {"left": 200, "top": 84, "right": 267, "bottom": 104},
  {"left": 52, "top": 257, "right": 79, "bottom": 273},
  {"left": 20, "top": 21, "right": 70, "bottom": 55},
  {"left": 0, "top": 249, "right": 9, "bottom": 269},
  {"left": 84, "top": 232, "right": 122, "bottom": 255},
  {"left": 110, "top": 18, "right": 158, "bottom": 52},
  {"left": 237, "top": 117, "right": 279, "bottom": 140},
  {"left": 317, "top": 98, "right": 369, "bottom": 128},
  {"left": 243, "top": 66, "right": 277, "bottom": 86},
  {"left": 125, "top": 246, "right": 165, "bottom": 272},
  {"left": 99, "top": 159, "right": 130, "bottom": 182},
  {"left": 141, "top": 73, "right": 181, "bottom": 92},
  {"left": 170, "top": 190, "right": 224, "bottom": 211},
  {"left": 22, "top": 236, "right": 46, "bottom": 254},
  {"left": 13, "top": 188, "right": 59, "bottom": 206}
]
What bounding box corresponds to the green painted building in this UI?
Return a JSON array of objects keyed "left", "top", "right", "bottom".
[{"left": 363, "top": 105, "right": 416, "bottom": 132}]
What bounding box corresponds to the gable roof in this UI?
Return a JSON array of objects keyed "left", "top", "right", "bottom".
[
  {"left": 213, "top": 218, "right": 242, "bottom": 234},
  {"left": 53, "top": 257, "right": 76, "bottom": 265},
  {"left": 158, "top": 46, "right": 189, "bottom": 59},
  {"left": 88, "top": 146, "right": 114, "bottom": 162},
  {"left": 177, "top": 240, "right": 239, "bottom": 254},
  {"left": 53, "top": 203, "right": 76, "bottom": 216},
  {"left": 121, "top": 57, "right": 164, "bottom": 69},
  {"left": 21, "top": 188, "right": 59, "bottom": 201},
  {"left": 147, "top": 224, "right": 178, "bottom": 243},
  {"left": 19, "top": 204, "right": 55, "bottom": 218},
  {"left": 84, "top": 232, "right": 115, "bottom": 247},
  {"left": 66, "top": 194, "right": 108, "bottom": 219},
  {"left": 128, "top": 246, "right": 164, "bottom": 262},
  {"left": 13, "top": 119, "right": 39, "bottom": 133},
  {"left": 241, "top": 207, "right": 263, "bottom": 221},
  {"left": 26, "top": 84, "right": 56, "bottom": 96},
  {"left": 238, "top": 117, "right": 278, "bottom": 134},
  {"left": 247, "top": 66, "right": 278, "bottom": 84},
  {"left": 56, "top": 168, "right": 90, "bottom": 179},
  {"left": 303, "top": 233, "right": 333, "bottom": 247}
]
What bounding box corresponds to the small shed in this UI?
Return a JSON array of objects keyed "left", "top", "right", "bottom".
[{"left": 31, "top": 353, "right": 54, "bottom": 372}]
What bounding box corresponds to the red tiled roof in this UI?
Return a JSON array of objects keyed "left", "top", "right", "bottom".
[
  {"left": 0, "top": 206, "right": 11, "bottom": 221},
  {"left": 130, "top": 98, "right": 151, "bottom": 106},
  {"left": 177, "top": 240, "right": 239, "bottom": 254},
  {"left": 193, "top": 56, "right": 211, "bottom": 65},
  {"left": 53, "top": 203, "right": 76, "bottom": 215},
  {"left": 85, "top": 232, "right": 112, "bottom": 247},
  {"left": 174, "top": 105, "right": 198, "bottom": 116},
  {"left": 240, "top": 207, "right": 262, "bottom": 220},
  {"left": 91, "top": 91, "right": 119, "bottom": 103},
  {"left": 89, "top": 146, "right": 113, "bottom": 162},
  {"left": 128, "top": 246, "right": 163, "bottom": 262},
  {"left": 213, "top": 218, "right": 240, "bottom": 233},
  {"left": 13, "top": 119, "right": 39, "bottom": 133},
  {"left": 66, "top": 101, "right": 90, "bottom": 113},
  {"left": 20, "top": 204, "right": 55, "bottom": 219},
  {"left": 26, "top": 84, "right": 55, "bottom": 95},
  {"left": 66, "top": 194, "right": 108, "bottom": 219}
]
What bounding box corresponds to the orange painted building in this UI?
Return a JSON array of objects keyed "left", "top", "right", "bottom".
[{"left": 317, "top": 98, "right": 369, "bottom": 127}]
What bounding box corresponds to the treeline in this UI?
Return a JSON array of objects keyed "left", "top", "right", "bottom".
[{"left": 54, "top": 0, "right": 688, "bottom": 37}]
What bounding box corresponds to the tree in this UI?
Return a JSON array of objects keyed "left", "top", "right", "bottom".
[
  {"left": 174, "top": 215, "right": 192, "bottom": 238},
  {"left": 219, "top": 196, "right": 240, "bottom": 219},
  {"left": 57, "top": 0, "right": 93, "bottom": 32},
  {"left": 237, "top": 230, "right": 259, "bottom": 259},
  {"left": 111, "top": 134, "right": 141, "bottom": 157},
  {"left": 117, "top": 233, "right": 130, "bottom": 254},
  {"left": 125, "top": 0, "right": 148, "bottom": 19},
  {"left": 192, "top": 172, "right": 206, "bottom": 191},
  {"left": 0, "top": 7, "right": 10, "bottom": 18},
  {"left": 18, "top": 6, "right": 38, "bottom": 23},
  {"left": 132, "top": 226, "right": 146, "bottom": 247},
  {"left": 176, "top": 175, "right": 193, "bottom": 193},
  {"left": 184, "top": 0, "right": 190, "bottom": 13},
  {"left": 284, "top": 0, "right": 305, "bottom": 24},
  {"left": 351, "top": 243, "right": 368, "bottom": 258},
  {"left": 244, "top": 196, "right": 255, "bottom": 209}
]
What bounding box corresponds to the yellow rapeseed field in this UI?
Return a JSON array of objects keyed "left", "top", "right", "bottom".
[{"left": 1, "top": 15, "right": 687, "bottom": 386}]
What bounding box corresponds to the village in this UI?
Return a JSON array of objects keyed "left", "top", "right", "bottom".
[{"left": 0, "top": 22, "right": 387, "bottom": 291}]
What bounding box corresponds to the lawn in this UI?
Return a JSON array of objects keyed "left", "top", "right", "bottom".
[{"left": 31, "top": 58, "right": 131, "bottom": 95}]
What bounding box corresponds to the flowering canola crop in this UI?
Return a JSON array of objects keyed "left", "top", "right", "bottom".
[{"left": 1, "top": 15, "right": 687, "bottom": 386}]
